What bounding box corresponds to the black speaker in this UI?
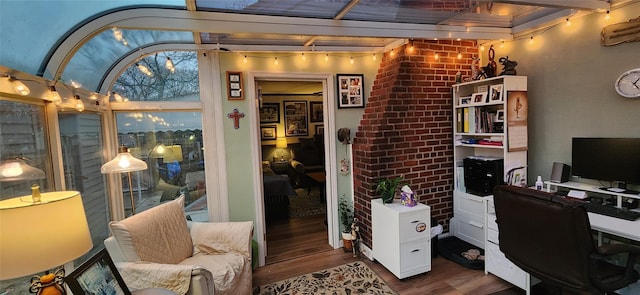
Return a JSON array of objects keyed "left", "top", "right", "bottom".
[{"left": 550, "top": 162, "right": 570, "bottom": 183}]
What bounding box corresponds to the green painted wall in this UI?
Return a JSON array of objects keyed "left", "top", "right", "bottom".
[
  {"left": 481, "top": 3, "right": 640, "bottom": 188},
  {"left": 217, "top": 52, "right": 382, "bottom": 221}
]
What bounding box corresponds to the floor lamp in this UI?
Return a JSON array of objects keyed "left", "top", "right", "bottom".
[{"left": 101, "top": 145, "right": 148, "bottom": 215}]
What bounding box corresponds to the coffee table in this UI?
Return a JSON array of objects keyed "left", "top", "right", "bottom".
[{"left": 306, "top": 172, "right": 326, "bottom": 203}]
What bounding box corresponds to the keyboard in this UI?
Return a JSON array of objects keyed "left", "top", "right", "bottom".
[{"left": 583, "top": 202, "right": 640, "bottom": 221}]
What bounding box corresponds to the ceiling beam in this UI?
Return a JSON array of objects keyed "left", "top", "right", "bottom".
[
  {"left": 334, "top": 0, "right": 361, "bottom": 19},
  {"left": 493, "top": 0, "right": 610, "bottom": 12}
]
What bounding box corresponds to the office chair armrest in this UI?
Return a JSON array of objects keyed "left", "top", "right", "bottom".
[{"left": 589, "top": 243, "right": 640, "bottom": 291}]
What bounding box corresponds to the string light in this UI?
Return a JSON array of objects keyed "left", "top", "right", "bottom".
[
  {"left": 604, "top": 11, "right": 610, "bottom": 21},
  {"left": 434, "top": 52, "right": 439, "bottom": 60},
  {"left": 301, "top": 53, "right": 306, "bottom": 61},
  {"left": 274, "top": 57, "right": 278, "bottom": 65},
  {"left": 324, "top": 54, "right": 329, "bottom": 62},
  {"left": 480, "top": 44, "right": 485, "bottom": 51},
  {"left": 136, "top": 63, "right": 153, "bottom": 77},
  {"left": 390, "top": 49, "right": 395, "bottom": 57},
  {"left": 457, "top": 52, "right": 462, "bottom": 59},
  {"left": 69, "top": 80, "right": 82, "bottom": 88},
  {"left": 372, "top": 54, "right": 377, "bottom": 61},
  {"left": 47, "top": 86, "right": 62, "bottom": 105},
  {"left": 500, "top": 40, "right": 505, "bottom": 48},
  {"left": 350, "top": 57, "right": 354, "bottom": 64},
  {"left": 5, "top": 75, "right": 30, "bottom": 95},
  {"left": 408, "top": 40, "right": 414, "bottom": 53},
  {"left": 243, "top": 55, "right": 248, "bottom": 63},
  {"left": 112, "top": 27, "right": 123, "bottom": 42},
  {"left": 529, "top": 36, "right": 534, "bottom": 44},
  {"left": 74, "top": 95, "right": 85, "bottom": 112},
  {"left": 165, "top": 57, "right": 175, "bottom": 73},
  {"left": 565, "top": 18, "right": 572, "bottom": 26}
]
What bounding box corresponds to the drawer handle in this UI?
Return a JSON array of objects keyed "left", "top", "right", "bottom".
[
  {"left": 411, "top": 249, "right": 421, "bottom": 253},
  {"left": 468, "top": 220, "right": 484, "bottom": 229}
]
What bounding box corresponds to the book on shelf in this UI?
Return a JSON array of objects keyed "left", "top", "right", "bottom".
[{"left": 463, "top": 108, "right": 469, "bottom": 133}]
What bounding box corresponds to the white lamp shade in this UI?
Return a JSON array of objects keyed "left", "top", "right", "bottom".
[
  {"left": 0, "top": 158, "right": 46, "bottom": 181},
  {"left": 276, "top": 138, "right": 288, "bottom": 148},
  {"left": 101, "top": 152, "right": 148, "bottom": 174},
  {"left": 0, "top": 191, "right": 93, "bottom": 279}
]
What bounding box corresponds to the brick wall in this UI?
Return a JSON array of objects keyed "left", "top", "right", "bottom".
[{"left": 352, "top": 39, "right": 477, "bottom": 249}]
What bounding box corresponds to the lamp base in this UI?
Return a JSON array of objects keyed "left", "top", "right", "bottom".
[{"left": 30, "top": 268, "right": 65, "bottom": 295}]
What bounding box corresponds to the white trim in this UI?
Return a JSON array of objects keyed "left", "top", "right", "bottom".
[{"left": 247, "top": 71, "right": 338, "bottom": 267}]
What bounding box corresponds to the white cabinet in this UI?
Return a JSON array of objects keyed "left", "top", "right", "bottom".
[
  {"left": 371, "top": 199, "right": 431, "bottom": 279},
  {"left": 451, "top": 76, "right": 530, "bottom": 288}
]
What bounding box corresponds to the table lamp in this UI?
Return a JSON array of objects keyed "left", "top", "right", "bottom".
[
  {"left": 0, "top": 191, "right": 93, "bottom": 294},
  {"left": 101, "top": 145, "right": 148, "bottom": 215},
  {"left": 276, "top": 138, "right": 288, "bottom": 161}
]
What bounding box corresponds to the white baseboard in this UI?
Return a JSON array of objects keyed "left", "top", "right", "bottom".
[{"left": 359, "top": 244, "right": 374, "bottom": 261}]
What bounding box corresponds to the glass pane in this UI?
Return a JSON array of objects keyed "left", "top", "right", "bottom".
[
  {"left": 0, "top": 99, "right": 51, "bottom": 199},
  {"left": 114, "top": 111, "right": 207, "bottom": 220},
  {"left": 0, "top": 99, "right": 52, "bottom": 294},
  {"left": 58, "top": 112, "right": 110, "bottom": 263},
  {"left": 111, "top": 51, "right": 199, "bottom": 102},
  {"left": 64, "top": 30, "right": 194, "bottom": 91}
]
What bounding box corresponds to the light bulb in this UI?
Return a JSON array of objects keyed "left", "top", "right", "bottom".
[
  {"left": 11, "top": 78, "right": 30, "bottom": 96},
  {"left": 390, "top": 49, "right": 395, "bottom": 57},
  {"left": 324, "top": 54, "right": 329, "bottom": 62},
  {"left": 1, "top": 162, "right": 22, "bottom": 178},
  {"left": 457, "top": 52, "right": 462, "bottom": 59},
  {"left": 47, "top": 86, "right": 62, "bottom": 105},
  {"left": 565, "top": 18, "right": 572, "bottom": 26},
  {"left": 112, "top": 27, "right": 123, "bottom": 41},
  {"left": 350, "top": 57, "right": 354, "bottom": 64},
  {"left": 243, "top": 55, "right": 248, "bottom": 63},
  {"left": 69, "top": 80, "right": 82, "bottom": 88},
  {"left": 529, "top": 36, "right": 534, "bottom": 45},
  {"left": 165, "top": 57, "right": 175, "bottom": 73},
  {"left": 74, "top": 95, "right": 85, "bottom": 112},
  {"left": 500, "top": 41, "right": 505, "bottom": 48},
  {"left": 434, "top": 53, "right": 439, "bottom": 60},
  {"left": 604, "top": 11, "right": 610, "bottom": 21},
  {"left": 118, "top": 156, "right": 131, "bottom": 169},
  {"left": 136, "top": 63, "right": 153, "bottom": 77},
  {"left": 301, "top": 53, "right": 306, "bottom": 61},
  {"left": 274, "top": 57, "right": 278, "bottom": 65},
  {"left": 372, "top": 54, "right": 377, "bottom": 61},
  {"left": 480, "top": 45, "right": 485, "bottom": 51}
]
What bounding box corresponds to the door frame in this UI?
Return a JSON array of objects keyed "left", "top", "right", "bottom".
[{"left": 246, "top": 71, "right": 339, "bottom": 267}]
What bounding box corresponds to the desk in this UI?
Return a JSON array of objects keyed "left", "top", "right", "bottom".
[{"left": 545, "top": 181, "right": 640, "bottom": 242}]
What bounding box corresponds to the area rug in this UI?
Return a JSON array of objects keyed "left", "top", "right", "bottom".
[
  {"left": 288, "top": 187, "right": 326, "bottom": 218},
  {"left": 254, "top": 262, "right": 397, "bottom": 295}
]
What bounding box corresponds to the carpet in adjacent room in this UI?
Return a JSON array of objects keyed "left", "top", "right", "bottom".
[
  {"left": 288, "top": 187, "right": 326, "bottom": 218},
  {"left": 253, "top": 262, "right": 397, "bottom": 295}
]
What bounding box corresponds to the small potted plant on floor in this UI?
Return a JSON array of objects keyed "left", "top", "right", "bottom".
[
  {"left": 338, "top": 196, "right": 354, "bottom": 252},
  {"left": 375, "top": 175, "right": 404, "bottom": 204}
]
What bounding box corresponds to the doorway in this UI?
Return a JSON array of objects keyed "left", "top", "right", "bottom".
[{"left": 256, "top": 80, "right": 332, "bottom": 264}]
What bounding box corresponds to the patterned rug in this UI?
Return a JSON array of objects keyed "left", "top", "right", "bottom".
[
  {"left": 254, "top": 262, "right": 397, "bottom": 295},
  {"left": 288, "top": 187, "right": 326, "bottom": 218}
]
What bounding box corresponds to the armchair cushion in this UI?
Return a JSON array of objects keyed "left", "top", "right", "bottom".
[{"left": 109, "top": 195, "right": 192, "bottom": 264}]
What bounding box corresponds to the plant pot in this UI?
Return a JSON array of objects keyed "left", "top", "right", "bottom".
[{"left": 342, "top": 232, "right": 353, "bottom": 252}]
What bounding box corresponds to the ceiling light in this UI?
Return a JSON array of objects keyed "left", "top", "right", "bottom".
[{"left": 47, "top": 86, "right": 62, "bottom": 105}]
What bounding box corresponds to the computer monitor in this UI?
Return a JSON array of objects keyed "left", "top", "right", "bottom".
[{"left": 571, "top": 137, "right": 640, "bottom": 186}]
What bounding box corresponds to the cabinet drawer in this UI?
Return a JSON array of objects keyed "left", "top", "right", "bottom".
[
  {"left": 455, "top": 193, "right": 486, "bottom": 219},
  {"left": 452, "top": 215, "right": 485, "bottom": 248},
  {"left": 400, "top": 239, "right": 430, "bottom": 272},
  {"left": 486, "top": 242, "right": 528, "bottom": 289},
  {"left": 399, "top": 211, "right": 430, "bottom": 242}
]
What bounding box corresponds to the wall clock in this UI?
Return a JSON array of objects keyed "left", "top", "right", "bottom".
[{"left": 615, "top": 68, "right": 640, "bottom": 98}]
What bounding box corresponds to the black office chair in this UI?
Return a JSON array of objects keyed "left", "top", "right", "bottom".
[{"left": 493, "top": 185, "right": 640, "bottom": 294}]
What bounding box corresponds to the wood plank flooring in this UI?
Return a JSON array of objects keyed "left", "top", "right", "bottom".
[{"left": 256, "top": 213, "right": 524, "bottom": 295}]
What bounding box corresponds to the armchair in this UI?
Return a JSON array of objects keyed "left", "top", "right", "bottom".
[
  {"left": 104, "top": 195, "right": 253, "bottom": 295},
  {"left": 493, "top": 185, "right": 640, "bottom": 294}
]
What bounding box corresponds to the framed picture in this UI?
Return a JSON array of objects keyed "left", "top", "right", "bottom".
[
  {"left": 65, "top": 249, "right": 131, "bottom": 295},
  {"left": 260, "top": 126, "right": 277, "bottom": 140},
  {"left": 506, "top": 91, "right": 528, "bottom": 152},
  {"left": 489, "top": 84, "right": 504, "bottom": 102},
  {"left": 283, "top": 101, "right": 308, "bottom": 137},
  {"left": 471, "top": 92, "right": 487, "bottom": 105},
  {"left": 315, "top": 125, "right": 324, "bottom": 135},
  {"left": 226, "top": 71, "right": 244, "bottom": 100},
  {"left": 309, "top": 101, "right": 323, "bottom": 122},
  {"left": 337, "top": 73, "right": 365, "bottom": 108},
  {"left": 259, "top": 102, "right": 280, "bottom": 123},
  {"left": 495, "top": 110, "right": 505, "bottom": 122},
  {"left": 459, "top": 96, "right": 472, "bottom": 105}
]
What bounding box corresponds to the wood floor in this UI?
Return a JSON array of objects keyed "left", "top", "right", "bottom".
[{"left": 256, "top": 214, "right": 524, "bottom": 295}]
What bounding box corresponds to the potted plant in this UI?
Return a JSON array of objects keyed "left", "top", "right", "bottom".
[
  {"left": 375, "top": 175, "right": 404, "bottom": 204},
  {"left": 338, "top": 196, "right": 354, "bottom": 252}
]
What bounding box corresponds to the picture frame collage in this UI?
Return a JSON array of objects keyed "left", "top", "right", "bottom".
[
  {"left": 259, "top": 100, "right": 324, "bottom": 140},
  {"left": 337, "top": 73, "right": 364, "bottom": 108},
  {"left": 458, "top": 84, "right": 504, "bottom": 106}
]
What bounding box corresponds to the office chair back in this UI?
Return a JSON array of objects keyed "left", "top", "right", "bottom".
[{"left": 494, "top": 185, "right": 596, "bottom": 291}]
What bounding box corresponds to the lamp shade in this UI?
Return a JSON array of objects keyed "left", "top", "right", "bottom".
[
  {"left": 101, "top": 146, "right": 148, "bottom": 174},
  {"left": 0, "top": 191, "right": 93, "bottom": 279},
  {"left": 276, "top": 138, "right": 288, "bottom": 149},
  {"left": 0, "top": 158, "right": 46, "bottom": 182}
]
